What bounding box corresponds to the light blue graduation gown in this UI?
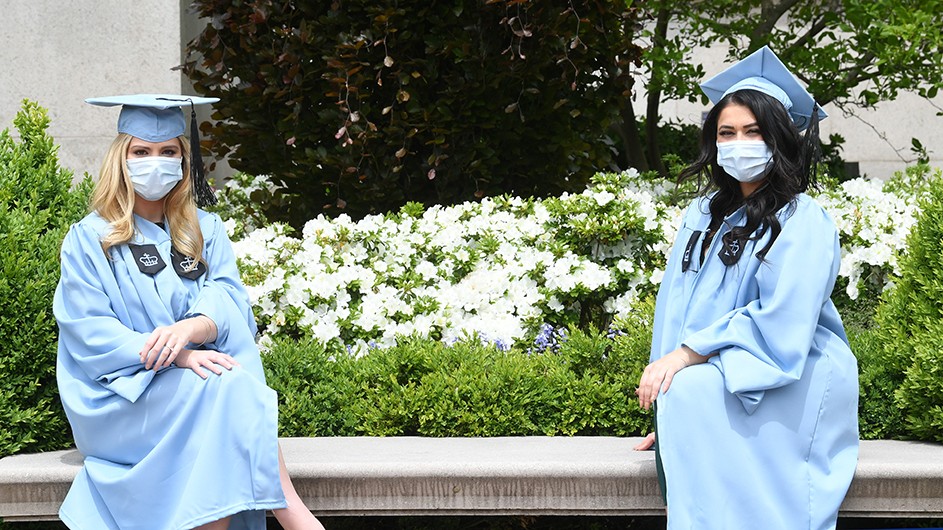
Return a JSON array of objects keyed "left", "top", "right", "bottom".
[
  {"left": 54, "top": 210, "right": 286, "bottom": 530},
  {"left": 651, "top": 194, "right": 859, "bottom": 530}
]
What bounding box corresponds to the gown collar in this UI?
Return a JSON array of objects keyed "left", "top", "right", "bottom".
[{"left": 133, "top": 214, "right": 170, "bottom": 244}]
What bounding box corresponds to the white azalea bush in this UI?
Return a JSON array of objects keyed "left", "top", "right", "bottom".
[
  {"left": 814, "top": 164, "right": 939, "bottom": 301},
  {"left": 226, "top": 170, "right": 680, "bottom": 352},
  {"left": 217, "top": 165, "right": 936, "bottom": 352}
]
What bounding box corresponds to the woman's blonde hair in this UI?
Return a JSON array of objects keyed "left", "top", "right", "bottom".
[{"left": 90, "top": 133, "right": 205, "bottom": 270}]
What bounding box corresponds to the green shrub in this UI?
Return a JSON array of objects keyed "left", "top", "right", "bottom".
[
  {"left": 0, "top": 101, "right": 92, "bottom": 457},
  {"left": 260, "top": 276, "right": 899, "bottom": 442},
  {"left": 896, "top": 323, "right": 943, "bottom": 442},
  {"left": 262, "top": 299, "right": 656, "bottom": 438},
  {"left": 848, "top": 326, "right": 905, "bottom": 440},
  {"left": 407, "top": 340, "right": 572, "bottom": 436},
  {"left": 873, "top": 172, "right": 943, "bottom": 442},
  {"left": 261, "top": 339, "right": 361, "bottom": 437},
  {"left": 344, "top": 339, "right": 434, "bottom": 436}
]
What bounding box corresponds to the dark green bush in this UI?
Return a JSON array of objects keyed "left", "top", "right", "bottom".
[
  {"left": 0, "top": 101, "right": 92, "bottom": 458},
  {"left": 872, "top": 173, "right": 943, "bottom": 442},
  {"left": 184, "top": 0, "right": 644, "bottom": 225},
  {"left": 397, "top": 340, "right": 573, "bottom": 436}
]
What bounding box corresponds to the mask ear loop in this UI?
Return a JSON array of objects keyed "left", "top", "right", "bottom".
[{"left": 187, "top": 98, "right": 217, "bottom": 207}]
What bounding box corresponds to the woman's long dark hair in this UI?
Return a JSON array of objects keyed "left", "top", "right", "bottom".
[{"left": 678, "top": 89, "right": 822, "bottom": 261}]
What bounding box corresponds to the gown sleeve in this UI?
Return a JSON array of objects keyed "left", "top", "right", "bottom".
[
  {"left": 680, "top": 198, "right": 842, "bottom": 413},
  {"left": 54, "top": 223, "right": 154, "bottom": 402},
  {"left": 185, "top": 212, "right": 258, "bottom": 349}
]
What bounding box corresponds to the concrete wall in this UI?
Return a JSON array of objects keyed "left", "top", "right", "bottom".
[
  {"left": 1, "top": 4, "right": 940, "bottom": 183},
  {"left": 0, "top": 0, "right": 184, "bottom": 180}
]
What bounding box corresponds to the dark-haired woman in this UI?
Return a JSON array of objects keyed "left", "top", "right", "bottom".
[{"left": 635, "top": 47, "right": 859, "bottom": 530}]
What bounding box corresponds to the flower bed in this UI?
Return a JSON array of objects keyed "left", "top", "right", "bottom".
[{"left": 214, "top": 167, "right": 933, "bottom": 353}]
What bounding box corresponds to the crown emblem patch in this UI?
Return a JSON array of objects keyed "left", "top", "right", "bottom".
[
  {"left": 129, "top": 244, "right": 166, "bottom": 275},
  {"left": 171, "top": 247, "right": 206, "bottom": 280}
]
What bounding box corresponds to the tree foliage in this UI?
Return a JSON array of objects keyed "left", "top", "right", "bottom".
[
  {"left": 629, "top": 0, "right": 943, "bottom": 175},
  {"left": 184, "top": 0, "right": 644, "bottom": 225},
  {"left": 184, "top": 1, "right": 943, "bottom": 214}
]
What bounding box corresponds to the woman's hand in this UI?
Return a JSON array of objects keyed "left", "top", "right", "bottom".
[
  {"left": 140, "top": 316, "right": 216, "bottom": 371},
  {"left": 633, "top": 432, "right": 656, "bottom": 451},
  {"left": 636, "top": 345, "right": 707, "bottom": 410},
  {"left": 173, "top": 348, "right": 240, "bottom": 379}
]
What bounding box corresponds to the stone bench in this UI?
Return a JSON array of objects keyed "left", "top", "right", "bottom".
[{"left": 1, "top": 437, "right": 942, "bottom": 522}]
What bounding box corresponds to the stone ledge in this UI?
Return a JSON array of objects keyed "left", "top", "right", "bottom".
[{"left": 1, "top": 437, "right": 942, "bottom": 522}]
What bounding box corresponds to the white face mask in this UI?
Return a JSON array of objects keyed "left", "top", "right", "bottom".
[
  {"left": 127, "top": 157, "right": 183, "bottom": 201},
  {"left": 716, "top": 140, "right": 773, "bottom": 183}
]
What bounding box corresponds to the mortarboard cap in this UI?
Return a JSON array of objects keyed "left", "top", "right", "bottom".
[
  {"left": 85, "top": 94, "right": 220, "bottom": 206},
  {"left": 700, "top": 46, "right": 826, "bottom": 131}
]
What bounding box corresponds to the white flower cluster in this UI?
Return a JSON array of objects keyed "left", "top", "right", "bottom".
[
  {"left": 228, "top": 169, "right": 677, "bottom": 352},
  {"left": 815, "top": 177, "right": 921, "bottom": 300},
  {"left": 224, "top": 168, "right": 928, "bottom": 350}
]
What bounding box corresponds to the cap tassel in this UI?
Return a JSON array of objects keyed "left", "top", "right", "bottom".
[
  {"left": 188, "top": 101, "right": 217, "bottom": 207},
  {"left": 802, "top": 104, "right": 823, "bottom": 190}
]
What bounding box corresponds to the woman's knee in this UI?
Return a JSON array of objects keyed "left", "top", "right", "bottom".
[{"left": 660, "top": 362, "right": 724, "bottom": 407}]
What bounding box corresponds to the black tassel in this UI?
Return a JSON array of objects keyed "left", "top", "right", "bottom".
[
  {"left": 802, "top": 104, "right": 823, "bottom": 190},
  {"left": 188, "top": 101, "right": 217, "bottom": 207}
]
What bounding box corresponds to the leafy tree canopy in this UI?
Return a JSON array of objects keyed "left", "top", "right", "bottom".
[{"left": 631, "top": 0, "right": 943, "bottom": 175}]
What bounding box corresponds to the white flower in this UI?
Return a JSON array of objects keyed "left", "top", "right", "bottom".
[
  {"left": 604, "top": 290, "right": 638, "bottom": 321},
  {"left": 415, "top": 260, "right": 439, "bottom": 282},
  {"left": 593, "top": 190, "right": 616, "bottom": 207},
  {"left": 649, "top": 268, "right": 665, "bottom": 285},
  {"left": 223, "top": 218, "right": 238, "bottom": 238},
  {"left": 616, "top": 259, "right": 635, "bottom": 274},
  {"left": 547, "top": 296, "right": 564, "bottom": 312}
]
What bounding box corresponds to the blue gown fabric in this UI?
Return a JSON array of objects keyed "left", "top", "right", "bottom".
[
  {"left": 651, "top": 194, "right": 859, "bottom": 530},
  {"left": 55, "top": 210, "right": 287, "bottom": 530}
]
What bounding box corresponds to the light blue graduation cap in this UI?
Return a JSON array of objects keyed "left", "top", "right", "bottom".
[
  {"left": 86, "top": 94, "right": 220, "bottom": 206},
  {"left": 700, "top": 46, "right": 826, "bottom": 131}
]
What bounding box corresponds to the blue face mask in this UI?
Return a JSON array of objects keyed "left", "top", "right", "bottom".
[
  {"left": 716, "top": 140, "right": 773, "bottom": 183},
  {"left": 127, "top": 157, "right": 183, "bottom": 201}
]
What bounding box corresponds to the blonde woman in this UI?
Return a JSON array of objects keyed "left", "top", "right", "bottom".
[{"left": 54, "top": 95, "right": 324, "bottom": 530}]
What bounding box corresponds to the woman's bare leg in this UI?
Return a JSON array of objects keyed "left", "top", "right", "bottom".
[
  {"left": 272, "top": 445, "right": 325, "bottom": 530},
  {"left": 194, "top": 517, "right": 230, "bottom": 530}
]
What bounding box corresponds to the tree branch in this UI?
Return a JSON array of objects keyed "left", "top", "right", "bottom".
[
  {"left": 788, "top": 14, "right": 831, "bottom": 54},
  {"left": 620, "top": 96, "right": 649, "bottom": 172},
  {"left": 843, "top": 107, "right": 915, "bottom": 164},
  {"left": 846, "top": 59, "right": 877, "bottom": 86},
  {"left": 645, "top": 4, "right": 672, "bottom": 176},
  {"left": 749, "top": 0, "right": 804, "bottom": 49}
]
